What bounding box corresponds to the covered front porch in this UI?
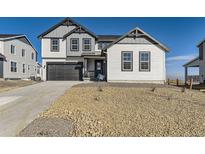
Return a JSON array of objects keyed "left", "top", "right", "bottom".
[
  {"left": 83, "top": 56, "right": 106, "bottom": 81},
  {"left": 183, "top": 57, "right": 200, "bottom": 85}
]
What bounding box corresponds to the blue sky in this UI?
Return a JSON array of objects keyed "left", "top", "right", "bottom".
[{"left": 0, "top": 17, "right": 204, "bottom": 79}]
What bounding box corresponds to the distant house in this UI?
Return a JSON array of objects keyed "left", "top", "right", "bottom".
[
  {"left": 0, "top": 34, "right": 37, "bottom": 79},
  {"left": 183, "top": 38, "right": 205, "bottom": 84},
  {"left": 36, "top": 62, "right": 43, "bottom": 79},
  {"left": 38, "top": 18, "right": 169, "bottom": 83}
]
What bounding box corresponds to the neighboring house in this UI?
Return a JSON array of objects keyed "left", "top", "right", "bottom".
[
  {"left": 0, "top": 34, "right": 37, "bottom": 79},
  {"left": 36, "top": 62, "right": 43, "bottom": 79},
  {"left": 39, "top": 18, "right": 169, "bottom": 83},
  {"left": 183, "top": 39, "right": 205, "bottom": 84}
]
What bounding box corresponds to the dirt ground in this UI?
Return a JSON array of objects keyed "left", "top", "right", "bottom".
[
  {"left": 20, "top": 83, "right": 205, "bottom": 137},
  {"left": 0, "top": 80, "right": 37, "bottom": 93}
]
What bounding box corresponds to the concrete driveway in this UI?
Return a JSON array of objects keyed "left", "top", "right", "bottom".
[{"left": 0, "top": 81, "right": 81, "bottom": 136}]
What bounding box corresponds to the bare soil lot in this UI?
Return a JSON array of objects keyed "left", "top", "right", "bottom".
[
  {"left": 0, "top": 80, "right": 37, "bottom": 93},
  {"left": 20, "top": 83, "right": 205, "bottom": 137}
]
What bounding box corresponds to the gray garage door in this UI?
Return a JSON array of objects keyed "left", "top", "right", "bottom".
[{"left": 47, "top": 63, "right": 83, "bottom": 81}]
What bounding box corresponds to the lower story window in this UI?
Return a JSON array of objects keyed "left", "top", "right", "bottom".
[
  {"left": 122, "top": 51, "right": 133, "bottom": 71},
  {"left": 11, "top": 61, "right": 17, "bottom": 72},
  {"left": 23, "top": 64, "right": 25, "bottom": 73},
  {"left": 139, "top": 51, "right": 150, "bottom": 72}
]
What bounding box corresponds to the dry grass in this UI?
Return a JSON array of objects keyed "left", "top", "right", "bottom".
[
  {"left": 0, "top": 80, "right": 37, "bottom": 93},
  {"left": 40, "top": 85, "right": 205, "bottom": 137}
]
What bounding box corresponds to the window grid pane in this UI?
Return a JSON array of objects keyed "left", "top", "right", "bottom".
[
  {"left": 140, "top": 52, "right": 150, "bottom": 71},
  {"left": 71, "top": 39, "right": 79, "bottom": 51},
  {"left": 122, "top": 52, "right": 133, "bottom": 71}
]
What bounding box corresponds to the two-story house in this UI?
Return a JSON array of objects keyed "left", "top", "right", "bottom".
[
  {"left": 39, "top": 18, "right": 169, "bottom": 83},
  {"left": 184, "top": 39, "right": 205, "bottom": 84},
  {"left": 0, "top": 34, "right": 37, "bottom": 79}
]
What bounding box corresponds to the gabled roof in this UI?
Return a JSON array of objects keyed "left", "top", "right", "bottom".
[
  {"left": 97, "top": 35, "right": 121, "bottom": 42},
  {"left": 0, "top": 34, "right": 23, "bottom": 39},
  {"left": 197, "top": 38, "right": 205, "bottom": 47},
  {"left": 102, "top": 27, "right": 170, "bottom": 52},
  {"left": 38, "top": 17, "right": 97, "bottom": 39},
  {"left": 183, "top": 57, "right": 199, "bottom": 67},
  {"left": 63, "top": 26, "right": 97, "bottom": 40},
  {"left": 0, "top": 34, "right": 38, "bottom": 55}
]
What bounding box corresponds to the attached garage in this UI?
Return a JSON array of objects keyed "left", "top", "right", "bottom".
[{"left": 47, "top": 62, "right": 83, "bottom": 81}]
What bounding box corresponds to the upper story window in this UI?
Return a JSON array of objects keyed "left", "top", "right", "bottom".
[
  {"left": 98, "top": 42, "right": 111, "bottom": 50},
  {"left": 139, "top": 51, "right": 150, "bottom": 72},
  {"left": 83, "top": 38, "right": 91, "bottom": 51},
  {"left": 22, "top": 49, "right": 25, "bottom": 57},
  {"left": 199, "top": 44, "right": 203, "bottom": 60},
  {"left": 31, "top": 53, "right": 34, "bottom": 60},
  {"left": 11, "top": 45, "right": 15, "bottom": 54},
  {"left": 11, "top": 61, "right": 17, "bottom": 72},
  {"left": 70, "top": 38, "right": 79, "bottom": 51},
  {"left": 51, "top": 39, "right": 59, "bottom": 52},
  {"left": 121, "top": 51, "right": 133, "bottom": 71}
]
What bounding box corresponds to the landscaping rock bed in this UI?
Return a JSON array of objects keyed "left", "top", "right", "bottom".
[
  {"left": 20, "top": 85, "right": 205, "bottom": 137},
  {"left": 19, "top": 117, "right": 73, "bottom": 137}
]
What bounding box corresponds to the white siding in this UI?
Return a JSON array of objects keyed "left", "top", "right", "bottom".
[
  {"left": 41, "top": 38, "right": 66, "bottom": 58},
  {"left": 3, "top": 39, "right": 37, "bottom": 79},
  {"left": 44, "top": 25, "right": 76, "bottom": 38},
  {"left": 107, "top": 44, "right": 166, "bottom": 83}
]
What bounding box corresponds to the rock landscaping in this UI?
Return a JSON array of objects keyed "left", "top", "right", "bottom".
[{"left": 19, "top": 84, "right": 205, "bottom": 137}]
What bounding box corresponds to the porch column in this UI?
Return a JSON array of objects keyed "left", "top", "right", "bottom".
[
  {"left": 185, "top": 66, "right": 188, "bottom": 85},
  {"left": 84, "top": 58, "right": 88, "bottom": 74}
]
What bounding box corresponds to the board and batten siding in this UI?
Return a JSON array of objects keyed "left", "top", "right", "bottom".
[
  {"left": 44, "top": 25, "right": 76, "bottom": 38},
  {"left": 107, "top": 44, "right": 166, "bottom": 83},
  {"left": 118, "top": 37, "right": 152, "bottom": 44},
  {"left": 66, "top": 33, "right": 95, "bottom": 56},
  {"left": 3, "top": 38, "right": 37, "bottom": 79}
]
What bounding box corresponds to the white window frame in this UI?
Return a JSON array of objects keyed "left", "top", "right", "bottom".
[
  {"left": 139, "top": 51, "right": 150, "bottom": 72},
  {"left": 70, "top": 38, "right": 79, "bottom": 51},
  {"left": 121, "top": 51, "right": 133, "bottom": 71},
  {"left": 83, "top": 38, "right": 91, "bottom": 51},
  {"left": 11, "top": 61, "right": 17, "bottom": 72}
]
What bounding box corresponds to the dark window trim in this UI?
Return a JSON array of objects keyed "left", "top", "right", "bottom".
[
  {"left": 11, "top": 45, "right": 15, "bottom": 54},
  {"left": 23, "top": 64, "right": 25, "bottom": 73},
  {"left": 121, "top": 51, "right": 133, "bottom": 72},
  {"left": 11, "top": 61, "right": 17, "bottom": 72},
  {"left": 70, "top": 38, "right": 79, "bottom": 51},
  {"left": 82, "top": 38, "right": 92, "bottom": 51},
  {"left": 31, "top": 52, "right": 35, "bottom": 60},
  {"left": 50, "top": 38, "right": 59, "bottom": 52},
  {"left": 139, "top": 51, "right": 151, "bottom": 72},
  {"left": 22, "top": 49, "right": 25, "bottom": 57}
]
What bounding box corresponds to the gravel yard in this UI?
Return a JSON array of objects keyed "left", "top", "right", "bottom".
[
  {"left": 20, "top": 83, "right": 205, "bottom": 137},
  {"left": 0, "top": 80, "right": 37, "bottom": 93}
]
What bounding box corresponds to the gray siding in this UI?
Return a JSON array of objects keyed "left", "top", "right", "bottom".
[
  {"left": 66, "top": 33, "right": 95, "bottom": 56},
  {"left": 118, "top": 37, "right": 152, "bottom": 44},
  {"left": 0, "top": 59, "right": 3, "bottom": 78},
  {"left": 45, "top": 25, "right": 76, "bottom": 38}
]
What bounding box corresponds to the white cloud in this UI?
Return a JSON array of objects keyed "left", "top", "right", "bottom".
[{"left": 166, "top": 54, "right": 197, "bottom": 62}]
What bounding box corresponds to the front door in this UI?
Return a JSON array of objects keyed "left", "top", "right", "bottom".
[{"left": 95, "top": 60, "right": 103, "bottom": 78}]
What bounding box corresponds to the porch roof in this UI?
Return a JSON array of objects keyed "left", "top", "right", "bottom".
[
  {"left": 0, "top": 53, "right": 6, "bottom": 60},
  {"left": 183, "top": 57, "right": 199, "bottom": 67}
]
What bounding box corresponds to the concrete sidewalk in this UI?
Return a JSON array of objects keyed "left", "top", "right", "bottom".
[{"left": 0, "top": 81, "right": 81, "bottom": 136}]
